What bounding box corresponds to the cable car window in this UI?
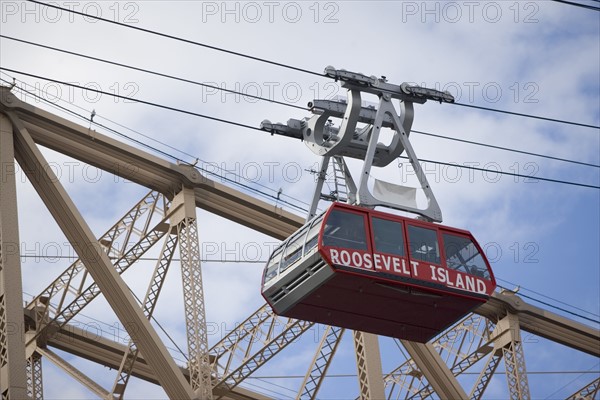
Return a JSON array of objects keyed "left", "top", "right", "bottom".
[
  {"left": 323, "top": 209, "right": 368, "bottom": 251},
  {"left": 407, "top": 225, "right": 440, "bottom": 264},
  {"left": 372, "top": 217, "right": 405, "bottom": 257},
  {"left": 280, "top": 230, "right": 306, "bottom": 273},
  {"left": 443, "top": 233, "right": 490, "bottom": 279},
  {"left": 264, "top": 246, "right": 283, "bottom": 284},
  {"left": 305, "top": 215, "right": 324, "bottom": 252}
]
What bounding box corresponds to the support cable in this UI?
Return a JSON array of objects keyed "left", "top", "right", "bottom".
[
  {"left": 2, "top": 68, "right": 598, "bottom": 191},
  {"left": 0, "top": 35, "right": 308, "bottom": 111},
  {"left": 550, "top": 0, "right": 600, "bottom": 11},
  {"left": 398, "top": 156, "right": 600, "bottom": 190},
  {"left": 0, "top": 74, "right": 310, "bottom": 213},
  {"left": 19, "top": 1, "right": 600, "bottom": 129},
  {"left": 25, "top": 0, "right": 325, "bottom": 78},
  {"left": 497, "top": 285, "right": 600, "bottom": 324}
]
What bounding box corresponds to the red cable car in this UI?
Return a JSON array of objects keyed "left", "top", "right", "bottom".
[{"left": 261, "top": 203, "right": 496, "bottom": 343}]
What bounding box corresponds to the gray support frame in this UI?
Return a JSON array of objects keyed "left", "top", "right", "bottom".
[
  {"left": 0, "top": 113, "right": 29, "bottom": 399},
  {"left": 354, "top": 96, "right": 442, "bottom": 222},
  {"left": 8, "top": 112, "right": 195, "bottom": 400}
]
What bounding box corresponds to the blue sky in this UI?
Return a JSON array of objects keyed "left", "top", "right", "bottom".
[{"left": 1, "top": 1, "right": 599, "bottom": 398}]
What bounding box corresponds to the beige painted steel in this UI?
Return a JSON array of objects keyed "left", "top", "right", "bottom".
[
  {"left": 401, "top": 341, "right": 468, "bottom": 400},
  {"left": 37, "top": 348, "right": 109, "bottom": 398},
  {"left": 353, "top": 331, "right": 386, "bottom": 400},
  {"left": 25, "top": 352, "right": 43, "bottom": 400},
  {"left": 47, "top": 324, "right": 271, "bottom": 400},
  {"left": 8, "top": 112, "right": 196, "bottom": 400},
  {"left": 110, "top": 227, "right": 178, "bottom": 398},
  {"left": 477, "top": 292, "right": 599, "bottom": 357},
  {"left": 1, "top": 90, "right": 599, "bottom": 399},
  {"left": 0, "top": 113, "right": 29, "bottom": 399},
  {"left": 172, "top": 188, "right": 212, "bottom": 398},
  {"left": 0, "top": 89, "right": 304, "bottom": 240},
  {"left": 565, "top": 377, "right": 599, "bottom": 400},
  {"left": 1, "top": 90, "right": 595, "bottom": 359},
  {"left": 493, "top": 313, "right": 530, "bottom": 400},
  {"left": 296, "top": 326, "right": 344, "bottom": 400}
]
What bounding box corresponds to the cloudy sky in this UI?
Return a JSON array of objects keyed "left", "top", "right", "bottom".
[{"left": 1, "top": 0, "right": 599, "bottom": 398}]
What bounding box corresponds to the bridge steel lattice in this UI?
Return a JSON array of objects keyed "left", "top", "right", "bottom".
[{"left": 1, "top": 87, "right": 599, "bottom": 399}]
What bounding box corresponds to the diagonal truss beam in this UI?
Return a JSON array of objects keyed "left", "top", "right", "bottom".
[
  {"left": 210, "top": 304, "right": 314, "bottom": 396},
  {"left": 8, "top": 112, "right": 195, "bottom": 399},
  {"left": 296, "top": 326, "right": 345, "bottom": 400},
  {"left": 110, "top": 229, "right": 178, "bottom": 399},
  {"left": 469, "top": 350, "right": 502, "bottom": 400},
  {"left": 37, "top": 347, "right": 108, "bottom": 398},
  {"left": 565, "top": 377, "right": 600, "bottom": 400},
  {"left": 401, "top": 341, "right": 468, "bottom": 400},
  {"left": 214, "top": 319, "right": 315, "bottom": 395},
  {"left": 26, "top": 220, "right": 169, "bottom": 350},
  {"left": 25, "top": 191, "right": 165, "bottom": 334},
  {"left": 0, "top": 90, "right": 304, "bottom": 240},
  {"left": 387, "top": 315, "right": 494, "bottom": 400},
  {"left": 0, "top": 113, "right": 29, "bottom": 399}
]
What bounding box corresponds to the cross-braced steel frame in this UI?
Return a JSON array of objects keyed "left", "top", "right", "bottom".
[{"left": 1, "top": 87, "right": 598, "bottom": 399}]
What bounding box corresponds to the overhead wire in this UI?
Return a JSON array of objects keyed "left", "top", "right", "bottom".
[
  {"left": 0, "top": 35, "right": 308, "bottom": 112},
  {"left": 497, "top": 285, "right": 599, "bottom": 324},
  {"left": 247, "top": 370, "right": 600, "bottom": 379},
  {"left": 497, "top": 277, "right": 600, "bottom": 318},
  {"left": 397, "top": 156, "right": 599, "bottom": 190},
  {"left": 550, "top": 0, "right": 600, "bottom": 11},
  {"left": 451, "top": 102, "right": 599, "bottom": 130},
  {"left": 543, "top": 363, "right": 600, "bottom": 400},
  {"left": 7, "top": 74, "right": 308, "bottom": 211},
  {"left": 3, "top": 67, "right": 598, "bottom": 190},
  {"left": 20, "top": 254, "right": 600, "bottom": 322},
  {"left": 2, "top": 35, "right": 598, "bottom": 169},
  {"left": 19, "top": 254, "right": 265, "bottom": 264},
  {"left": 0, "top": 74, "right": 310, "bottom": 213},
  {"left": 25, "top": 0, "right": 325, "bottom": 78},
  {"left": 21, "top": 0, "right": 600, "bottom": 130},
  {"left": 412, "top": 129, "right": 599, "bottom": 168},
  {"left": 22, "top": 292, "right": 189, "bottom": 363},
  {"left": 3, "top": 64, "right": 600, "bottom": 327}
]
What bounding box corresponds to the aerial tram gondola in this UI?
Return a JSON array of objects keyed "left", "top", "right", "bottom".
[
  {"left": 261, "top": 202, "right": 495, "bottom": 343},
  {"left": 260, "top": 67, "right": 496, "bottom": 343}
]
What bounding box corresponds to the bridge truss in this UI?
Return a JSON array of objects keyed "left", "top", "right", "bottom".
[{"left": 1, "top": 87, "right": 598, "bottom": 399}]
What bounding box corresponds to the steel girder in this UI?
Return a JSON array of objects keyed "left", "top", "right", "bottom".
[{"left": 1, "top": 89, "right": 598, "bottom": 399}]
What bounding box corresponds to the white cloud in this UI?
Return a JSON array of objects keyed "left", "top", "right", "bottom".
[{"left": 1, "top": 0, "right": 598, "bottom": 397}]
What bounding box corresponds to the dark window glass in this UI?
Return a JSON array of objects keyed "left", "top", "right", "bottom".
[
  {"left": 322, "top": 210, "right": 367, "bottom": 251},
  {"left": 281, "top": 240, "right": 303, "bottom": 272},
  {"left": 443, "top": 233, "right": 490, "bottom": 279},
  {"left": 304, "top": 215, "right": 323, "bottom": 252},
  {"left": 372, "top": 217, "right": 405, "bottom": 257},
  {"left": 264, "top": 246, "right": 283, "bottom": 284},
  {"left": 407, "top": 225, "right": 440, "bottom": 264}
]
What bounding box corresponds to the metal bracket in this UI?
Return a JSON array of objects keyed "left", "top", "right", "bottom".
[{"left": 261, "top": 66, "right": 452, "bottom": 222}]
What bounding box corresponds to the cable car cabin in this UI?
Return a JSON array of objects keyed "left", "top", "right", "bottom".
[{"left": 261, "top": 203, "right": 496, "bottom": 343}]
